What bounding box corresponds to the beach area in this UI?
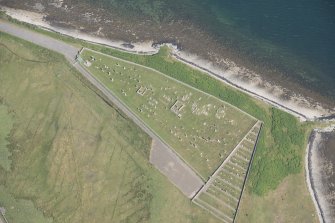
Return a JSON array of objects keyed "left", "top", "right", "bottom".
[
  {"left": 0, "top": 5, "right": 334, "bottom": 121},
  {"left": 1, "top": 1, "right": 335, "bottom": 222}
]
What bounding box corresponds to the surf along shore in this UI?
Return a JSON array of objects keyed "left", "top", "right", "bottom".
[
  {"left": 1, "top": 6, "right": 335, "bottom": 223},
  {"left": 1, "top": 6, "right": 334, "bottom": 122}
]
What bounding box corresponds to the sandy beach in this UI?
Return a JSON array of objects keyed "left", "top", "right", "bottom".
[{"left": 1, "top": 6, "right": 334, "bottom": 121}]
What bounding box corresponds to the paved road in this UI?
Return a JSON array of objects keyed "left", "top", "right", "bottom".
[
  {"left": 0, "top": 21, "right": 79, "bottom": 63},
  {"left": 0, "top": 20, "right": 204, "bottom": 198}
]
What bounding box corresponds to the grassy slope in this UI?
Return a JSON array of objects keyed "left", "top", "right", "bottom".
[
  {"left": 0, "top": 186, "right": 53, "bottom": 223},
  {"left": 0, "top": 104, "right": 14, "bottom": 171},
  {"left": 0, "top": 32, "right": 219, "bottom": 223},
  {"left": 0, "top": 16, "right": 318, "bottom": 222},
  {"left": 86, "top": 45, "right": 311, "bottom": 192},
  {"left": 236, "top": 172, "right": 318, "bottom": 223},
  {"left": 82, "top": 46, "right": 318, "bottom": 221},
  {"left": 80, "top": 49, "right": 256, "bottom": 178}
]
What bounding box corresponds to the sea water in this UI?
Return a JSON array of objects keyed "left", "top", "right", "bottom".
[
  {"left": 208, "top": 0, "right": 335, "bottom": 98},
  {"left": 79, "top": 0, "right": 335, "bottom": 100}
]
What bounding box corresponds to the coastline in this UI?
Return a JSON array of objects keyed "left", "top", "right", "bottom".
[
  {"left": 1, "top": 7, "right": 335, "bottom": 221},
  {"left": 306, "top": 130, "right": 325, "bottom": 223},
  {"left": 172, "top": 53, "right": 309, "bottom": 121},
  {"left": 306, "top": 125, "right": 335, "bottom": 223},
  {"left": 1, "top": 6, "right": 334, "bottom": 121}
]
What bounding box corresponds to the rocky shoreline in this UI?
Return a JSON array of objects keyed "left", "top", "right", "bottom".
[
  {"left": 306, "top": 126, "right": 335, "bottom": 223},
  {"left": 1, "top": 4, "right": 335, "bottom": 222},
  {"left": 1, "top": 6, "right": 334, "bottom": 121}
]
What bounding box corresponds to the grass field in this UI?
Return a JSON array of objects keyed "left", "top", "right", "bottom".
[
  {"left": 80, "top": 49, "right": 256, "bottom": 179},
  {"left": 0, "top": 185, "right": 52, "bottom": 223},
  {"left": 0, "top": 104, "right": 14, "bottom": 171},
  {"left": 192, "top": 122, "right": 261, "bottom": 223},
  {"left": 0, "top": 32, "right": 221, "bottom": 223},
  {"left": 0, "top": 15, "right": 320, "bottom": 222},
  {"left": 81, "top": 44, "right": 314, "bottom": 191},
  {"left": 77, "top": 45, "right": 318, "bottom": 222},
  {"left": 236, "top": 172, "right": 318, "bottom": 223}
]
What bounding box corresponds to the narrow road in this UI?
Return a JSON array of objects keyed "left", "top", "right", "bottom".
[
  {"left": 0, "top": 21, "right": 78, "bottom": 63},
  {"left": 0, "top": 20, "right": 204, "bottom": 198}
]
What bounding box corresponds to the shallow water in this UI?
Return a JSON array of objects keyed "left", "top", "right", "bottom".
[
  {"left": 87, "top": 0, "right": 335, "bottom": 100},
  {"left": 209, "top": 0, "right": 335, "bottom": 98},
  {"left": 1, "top": 0, "right": 334, "bottom": 114}
]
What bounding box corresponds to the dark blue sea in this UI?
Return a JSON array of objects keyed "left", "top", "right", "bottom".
[
  {"left": 208, "top": 0, "right": 335, "bottom": 98},
  {"left": 90, "top": 0, "right": 335, "bottom": 99}
]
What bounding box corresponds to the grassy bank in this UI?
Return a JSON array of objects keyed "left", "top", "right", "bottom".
[
  {"left": 0, "top": 104, "right": 14, "bottom": 171},
  {"left": 84, "top": 45, "right": 311, "bottom": 195},
  {"left": 81, "top": 45, "right": 317, "bottom": 221},
  {"left": 0, "top": 31, "right": 219, "bottom": 223},
  {"left": 0, "top": 15, "right": 318, "bottom": 222},
  {"left": 236, "top": 172, "right": 318, "bottom": 222},
  {"left": 80, "top": 49, "right": 256, "bottom": 178}
]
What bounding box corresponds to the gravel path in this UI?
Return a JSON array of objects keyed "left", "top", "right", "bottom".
[{"left": 0, "top": 20, "right": 204, "bottom": 197}]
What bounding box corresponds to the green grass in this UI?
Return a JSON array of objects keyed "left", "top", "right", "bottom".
[
  {"left": 236, "top": 172, "right": 318, "bottom": 223},
  {"left": 207, "top": 187, "right": 238, "bottom": 204},
  {"left": 77, "top": 42, "right": 317, "bottom": 220},
  {"left": 79, "top": 45, "right": 311, "bottom": 196},
  {"left": 0, "top": 104, "right": 13, "bottom": 171},
  {"left": 250, "top": 108, "right": 306, "bottom": 195},
  {"left": 0, "top": 186, "right": 53, "bottom": 223},
  {"left": 219, "top": 171, "right": 243, "bottom": 186},
  {"left": 0, "top": 31, "right": 221, "bottom": 223},
  {"left": 197, "top": 193, "right": 235, "bottom": 217},
  {"left": 0, "top": 16, "right": 319, "bottom": 222},
  {"left": 80, "top": 48, "right": 256, "bottom": 178},
  {"left": 192, "top": 123, "right": 262, "bottom": 220},
  {"left": 0, "top": 31, "right": 151, "bottom": 223},
  {"left": 79, "top": 44, "right": 317, "bottom": 221}
]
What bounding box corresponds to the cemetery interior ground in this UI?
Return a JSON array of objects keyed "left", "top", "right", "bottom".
[
  {"left": 80, "top": 48, "right": 257, "bottom": 179},
  {"left": 0, "top": 17, "right": 319, "bottom": 223}
]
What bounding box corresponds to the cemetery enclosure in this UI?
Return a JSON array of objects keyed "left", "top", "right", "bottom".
[{"left": 79, "top": 48, "right": 257, "bottom": 179}]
